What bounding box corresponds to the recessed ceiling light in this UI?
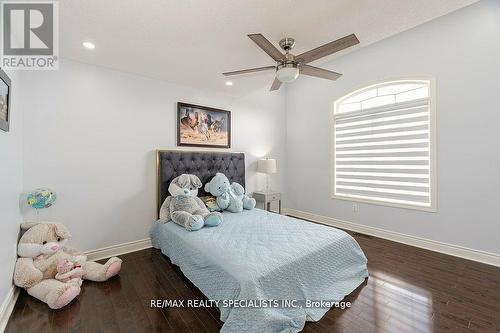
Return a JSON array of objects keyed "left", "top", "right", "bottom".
[
  {"left": 225, "top": 81, "right": 233, "bottom": 86},
  {"left": 82, "top": 42, "right": 95, "bottom": 50}
]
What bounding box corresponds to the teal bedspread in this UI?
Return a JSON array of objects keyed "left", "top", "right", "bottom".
[{"left": 150, "top": 209, "right": 368, "bottom": 333}]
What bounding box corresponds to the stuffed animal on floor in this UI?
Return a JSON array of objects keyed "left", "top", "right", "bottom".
[
  {"left": 14, "top": 222, "right": 122, "bottom": 309},
  {"left": 204, "top": 173, "right": 256, "bottom": 213},
  {"left": 55, "top": 258, "right": 85, "bottom": 285},
  {"left": 159, "top": 174, "right": 223, "bottom": 231}
]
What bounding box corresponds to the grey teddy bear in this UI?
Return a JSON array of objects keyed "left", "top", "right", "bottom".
[{"left": 159, "top": 174, "right": 223, "bottom": 231}]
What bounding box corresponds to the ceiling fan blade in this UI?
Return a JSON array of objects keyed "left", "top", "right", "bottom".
[
  {"left": 296, "top": 34, "right": 359, "bottom": 64},
  {"left": 270, "top": 78, "right": 282, "bottom": 91},
  {"left": 248, "top": 34, "right": 285, "bottom": 62},
  {"left": 300, "top": 65, "right": 342, "bottom": 81},
  {"left": 223, "top": 66, "right": 275, "bottom": 76}
]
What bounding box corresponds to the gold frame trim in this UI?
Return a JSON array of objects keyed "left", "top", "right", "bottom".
[{"left": 155, "top": 149, "right": 245, "bottom": 219}]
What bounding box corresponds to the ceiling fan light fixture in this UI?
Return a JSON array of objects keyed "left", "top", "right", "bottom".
[
  {"left": 276, "top": 63, "right": 299, "bottom": 83},
  {"left": 223, "top": 33, "right": 358, "bottom": 91}
]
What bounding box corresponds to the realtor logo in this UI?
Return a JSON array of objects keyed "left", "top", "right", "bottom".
[{"left": 1, "top": 1, "right": 59, "bottom": 70}]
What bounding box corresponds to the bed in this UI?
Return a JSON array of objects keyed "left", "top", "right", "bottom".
[{"left": 152, "top": 150, "right": 368, "bottom": 333}]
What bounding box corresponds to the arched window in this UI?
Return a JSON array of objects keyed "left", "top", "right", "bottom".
[{"left": 332, "top": 80, "right": 435, "bottom": 211}]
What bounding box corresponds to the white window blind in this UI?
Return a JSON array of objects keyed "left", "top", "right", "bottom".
[{"left": 333, "top": 80, "right": 435, "bottom": 211}]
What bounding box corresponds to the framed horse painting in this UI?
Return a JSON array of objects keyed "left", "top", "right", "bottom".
[{"left": 177, "top": 102, "right": 231, "bottom": 148}]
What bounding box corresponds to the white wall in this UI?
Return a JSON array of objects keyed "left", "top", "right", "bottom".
[
  {"left": 21, "top": 59, "right": 286, "bottom": 251},
  {"left": 285, "top": 0, "right": 500, "bottom": 254},
  {"left": 16, "top": 1, "right": 500, "bottom": 258},
  {"left": 0, "top": 70, "right": 22, "bottom": 309}
]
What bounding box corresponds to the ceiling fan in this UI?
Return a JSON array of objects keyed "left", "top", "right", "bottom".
[{"left": 223, "top": 33, "right": 359, "bottom": 91}]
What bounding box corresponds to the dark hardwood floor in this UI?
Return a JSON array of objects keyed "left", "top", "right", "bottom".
[{"left": 6, "top": 231, "right": 500, "bottom": 333}]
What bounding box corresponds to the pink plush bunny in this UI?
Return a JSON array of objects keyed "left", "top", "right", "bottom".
[{"left": 14, "top": 222, "right": 122, "bottom": 309}]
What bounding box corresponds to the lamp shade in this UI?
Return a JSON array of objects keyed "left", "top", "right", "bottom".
[
  {"left": 27, "top": 188, "right": 57, "bottom": 209},
  {"left": 257, "top": 159, "right": 277, "bottom": 174}
]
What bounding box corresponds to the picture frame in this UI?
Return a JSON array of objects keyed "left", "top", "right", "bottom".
[
  {"left": 177, "top": 102, "right": 231, "bottom": 148},
  {"left": 0, "top": 68, "right": 11, "bottom": 132}
]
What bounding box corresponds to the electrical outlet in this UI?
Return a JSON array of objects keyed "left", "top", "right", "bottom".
[{"left": 352, "top": 203, "right": 359, "bottom": 212}]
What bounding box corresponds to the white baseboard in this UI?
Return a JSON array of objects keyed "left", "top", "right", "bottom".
[
  {"left": 85, "top": 238, "right": 152, "bottom": 261},
  {"left": 0, "top": 286, "right": 19, "bottom": 333},
  {"left": 284, "top": 208, "right": 500, "bottom": 267}
]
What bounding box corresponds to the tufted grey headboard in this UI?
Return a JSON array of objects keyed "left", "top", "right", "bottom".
[{"left": 156, "top": 150, "right": 246, "bottom": 217}]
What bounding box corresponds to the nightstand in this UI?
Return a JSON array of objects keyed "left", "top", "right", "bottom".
[{"left": 253, "top": 191, "right": 282, "bottom": 214}]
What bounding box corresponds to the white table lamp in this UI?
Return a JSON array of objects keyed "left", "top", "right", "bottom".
[{"left": 257, "top": 158, "right": 277, "bottom": 193}]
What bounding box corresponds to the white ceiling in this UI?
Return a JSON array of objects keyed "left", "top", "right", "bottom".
[{"left": 59, "top": 0, "right": 478, "bottom": 95}]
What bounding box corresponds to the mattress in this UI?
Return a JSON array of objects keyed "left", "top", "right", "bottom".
[{"left": 150, "top": 209, "right": 368, "bottom": 333}]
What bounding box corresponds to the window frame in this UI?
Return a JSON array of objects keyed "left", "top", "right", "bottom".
[{"left": 331, "top": 79, "right": 437, "bottom": 212}]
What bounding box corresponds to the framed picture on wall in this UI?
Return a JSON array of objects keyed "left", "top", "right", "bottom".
[
  {"left": 177, "top": 102, "right": 231, "bottom": 148},
  {"left": 0, "top": 68, "right": 11, "bottom": 132}
]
